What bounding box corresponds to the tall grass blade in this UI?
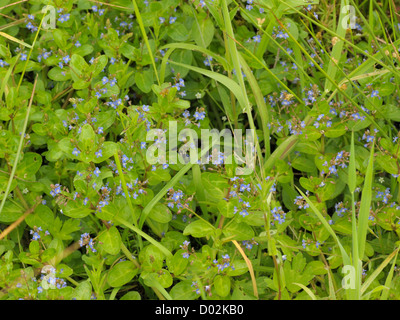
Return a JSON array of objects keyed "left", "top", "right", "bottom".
[
  {"left": 357, "top": 140, "right": 374, "bottom": 260},
  {"left": 296, "top": 187, "right": 351, "bottom": 266},
  {"left": 380, "top": 247, "right": 399, "bottom": 300},
  {"left": 361, "top": 248, "right": 398, "bottom": 296}
]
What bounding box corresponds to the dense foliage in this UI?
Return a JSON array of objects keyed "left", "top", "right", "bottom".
[{"left": 1, "top": 0, "right": 400, "bottom": 300}]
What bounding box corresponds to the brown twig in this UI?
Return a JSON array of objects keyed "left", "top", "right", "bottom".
[{"left": 0, "top": 198, "right": 40, "bottom": 240}]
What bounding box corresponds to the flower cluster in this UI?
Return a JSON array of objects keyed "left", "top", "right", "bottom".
[
  {"left": 213, "top": 254, "right": 235, "bottom": 273},
  {"left": 180, "top": 240, "right": 191, "bottom": 259},
  {"left": 242, "top": 239, "right": 258, "bottom": 250},
  {"left": 271, "top": 206, "right": 287, "bottom": 224},
  {"left": 57, "top": 9, "right": 70, "bottom": 23},
  {"left": 50, "top": 184, "right": 62, "bottom": 197},
  {"left": 303, "top": 84, "right": 321, "bottom": 105},
  {"left": 181, "top": 107, "right": 207, "bottom": 127},
  {"left": 335, "top": 201, "right": 348, "bottom": 217},
  {"left": 30, "top": 226, "right": 49, "bottom": 241},
  {"left": 37, "top": 265, "right": 67, "bottom": 292},
  {"left": 79, "top": 233, "right": 97, "bottom": 253},
  {"left": 302, "top": 238, "right": 322, "bottom": 250},
  {"left": 272, "top": 24, "right": 290, "bottom": 40},
  {"left": 294, "top": 194, "right": 310, "bottom": 210},
  {"left": 166, "top": 189, "right": 194, "bottom": 214},
  {"left": 376, "top": 188, "right": 393, "bottom": 205},
  {"left": 321, "top": 150, "right": 350, "bottom": 177}
]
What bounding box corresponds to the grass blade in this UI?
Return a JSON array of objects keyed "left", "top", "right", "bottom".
[
  {"left": 0, "top": 31, "right": 32, "bottom": 48},
  {"left": 357, "top": 140, "right": 375, "bottom": 260},
  {"left": 114, "top": 215, "right": 172, "bottom": 258},
  {"left": 380, "top": 247, "right": 399, "bottom": 300},
  {"left": 323, "top": 0, "right": 349, "bottom": 92},
  {"left": 293, "top": 283, "right": 317, "bottom": 300},
  {"left": 296, "top": 187, "right": 351, "bottom": 266},
  {"left": 232, "top": 240, "right": 258, "bottom": 299},
  {"left": 0, "top": 74, "right": 38, "bottom": 215},
  {"left": 361, "top": 248, "right": 399, "bottom": 296},
  {"left": 0, "top": 53, "right": 20, "bottom": 103},
  {"left": 131, "top": 0, "right": 159, "bottom": 85}
]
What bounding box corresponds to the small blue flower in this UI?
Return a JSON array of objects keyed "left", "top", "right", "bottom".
[
  {"left": 72, "top": 147, "right": 81, "bottom": 156},
  {"left": 62, "top": 55, "right": 71, "bottom": 64},
  {"left": 109, "top": 78, "right": 117, "bottom": 86},
  {"left": 95, "top": 149, "right": 103, "bottom": 158},
  {"left": 94, "top": 167, "right": 101, "bottom": 177}
]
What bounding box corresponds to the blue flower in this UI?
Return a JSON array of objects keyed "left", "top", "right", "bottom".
[
  {"left": 94, "top": 167, "right": 101, "bottom": 177},
  {"left": 72, "top": 147, "right": 81, "bottom": 156},
  {"left": 0, "top": 58, "right": 9, "bottom": 68},
  {"left": 169, "top": 16, "right": 177, "bottom": 24},
  {"left": 109, "top": 78, "right": 117, "bottom": 86},
  {"left": 253, "top": 35, "right": 261, "bottom": 43},
  {"left": 62, "top": 55, "right": 71, "bottom": 64},
  {"left": 194, "top": 111, "right": 206, "bottom": 121},
  {"left": 50, "top": 184, "right": 62, "bottom": 197},
  {"left": 95, "top": 149, "right": 103, "bottom": 158},
  {"left": 370, "top": 89, "right": 380, "bottom": 98}
]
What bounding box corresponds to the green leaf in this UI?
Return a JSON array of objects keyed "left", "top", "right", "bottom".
[
  {"left": 169, "top": 280, "right": 198, "bottom": 300},
  {"left": 305, "top": 261, "right": 328, "bottom": 276},
  {"left": 16, "top": 152, "right": 42, "bottom": 180},
  {"left": 217, "top": 200, "right": 235, "bottom": 218},
  {"left": 79, "top": 124, "right": 96, "bottom": 151},
  {"left": 147, "top": 203, "right": 172, "bottom": 224},
  {"left": 135, "top": 68, "right": 154, "bottom": 93},
  {"left": 191, "top": 12, "right": 215, "bottom": 48},
  {"left": 325, "top": 124, "right": 347, "bottom": 138},
  {"left": 166, "top": 250, "right": 189, "bottom": 276},
  {"left": 26, "top": 204, "right": 54, "bottom": 229},
  {"left": 73, "top": 281, "right": 92, "bottom": 300},
  {"left": 52, "top": 29, "right": 67, "bottom": 48},
  {"left": 120, "top": 291, "right": 141, "bottom": 300},
  {"left": 70, "top": 54, "right": 89, "bottom": 80},
  {"left": 63, "top": 200, "right": 92, "bottom": 219},
  {"left": 107, "top": 261, "right": 138, "bottom": 287},
  {"left": 168, "top": 22, "right": 191, "bottom": 41},
  {"left": 169, "top": 50, "right": 192, "bottom": 78},
  {"left": 214, "top": 275, "right": 231, "bottom": 297},
  {"left": 0, "top": 201, "right": 23, "bottom": 223},
  {"left": 183, "top": 219, "right": 215, "bottom": 238},
  {"left": 98, "top": 226, "right": 122, "bottom": 255},
  {"left": 222, "top": 220, "right": 254, "bottom": 241},
  {"left": 48, "top": 67, "right": 71, "bottom": 81}
]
